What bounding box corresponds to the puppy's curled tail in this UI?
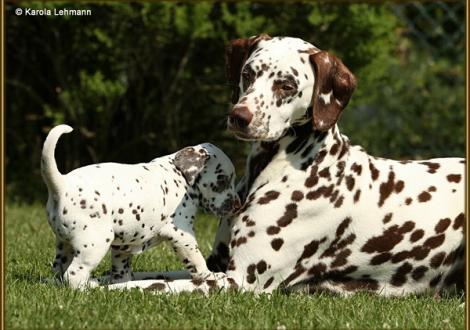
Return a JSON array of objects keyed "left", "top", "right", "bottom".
[{"left": 41, "top": 124, "right": 73, "bottom": 193}]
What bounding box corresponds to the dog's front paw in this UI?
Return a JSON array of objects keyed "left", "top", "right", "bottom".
[{"left": 194, "top": 271, "right": 227, "bottom": 280}]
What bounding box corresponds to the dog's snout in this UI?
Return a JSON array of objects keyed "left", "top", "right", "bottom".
[{"left": 228, "top": 106, "right": 253, "bottom": 129}]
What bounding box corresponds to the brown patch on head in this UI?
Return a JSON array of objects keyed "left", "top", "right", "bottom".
[
  {"left": 225, "top": 33, "right": 272, "bottom": 103},
  {"left": 309, "top": 51, "right": 357, "bottom": 131},
  {"left": 174, "top": 147, "right": 209, "bottom": 185}
]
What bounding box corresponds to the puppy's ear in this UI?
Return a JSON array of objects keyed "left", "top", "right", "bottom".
[
  {"left": 225, "top": 33, "right": 272, "bottom": 104},
  {"left": 309, "top": 51, "right": 356, "bottom": 131},
  {"left": 174, "top": 147, "right": 210, "bottom": 186}
]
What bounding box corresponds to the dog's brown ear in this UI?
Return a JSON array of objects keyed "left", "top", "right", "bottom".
[
  {"left": 174, "top": 147, "right": 210, "bottom": 186},
  {"left": 225, "top": 33, "right": 272, "bottom": 104},
  {"left": 309, "top": 51, "right": 357, "bottom": 131}
]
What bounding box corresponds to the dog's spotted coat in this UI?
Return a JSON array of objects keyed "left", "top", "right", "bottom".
[
  {"left": 41, "top": 125, "right": 239, "bottom": 288},
  {"left": 106, "top": 35, "right": 465, "bottom": 296}
]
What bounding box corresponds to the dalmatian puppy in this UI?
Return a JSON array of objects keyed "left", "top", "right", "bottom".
[
  {"left": 105, "top": 35, "right": 465, "bottom": 297},
  {"left": 41, "top": 124, "right": 240, "bottom": 289}
]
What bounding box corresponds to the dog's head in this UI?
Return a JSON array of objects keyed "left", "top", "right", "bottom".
[
  {"left": 174, "top": 143, "right": 240, "bottom": 216},
  {"left": 226, "top": 35, "right": 357, "bottom": 141}
]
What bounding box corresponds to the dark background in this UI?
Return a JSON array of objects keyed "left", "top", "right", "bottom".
[{"left": 5, "top": 1, "right": 465, "bottom": 202}]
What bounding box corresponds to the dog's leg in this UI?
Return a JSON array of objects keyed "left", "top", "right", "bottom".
[
  {"left": 160, "top": 225, "right": 224, "bottom": 280},
  {"left": 109, "top": 249, "right": 133, "bottom": 284},
  {"left": 63, "top": 228, "right": 113, "bottom": 289},
  {"left": 104, "top": 275, "right": 241, "bottom": 294},
  {"left": 51, "top": 239, "right": 74, "bottom": 279}
]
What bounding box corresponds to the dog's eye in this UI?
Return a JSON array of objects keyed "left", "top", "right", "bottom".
[{"left": 282, "top": 84, "right": 294, "bottom": 91}]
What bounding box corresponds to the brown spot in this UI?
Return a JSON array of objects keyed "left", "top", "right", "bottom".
[
  {"left": 353, "top": 189, "right": 361, "bottom": 203},
  {"left": 368, "top": 159, "right": 379, "bottom": 181},
  {"left": 428, "top": 186, "right": 436, "bottom": 192},
  {"left": 263, "top": 277, "right": 274, "bottom": 289},
  {"left": 411, "top": 266, "right": 428, "bottom": 281},
  {"left": 345, "top": 176, "right": 355, "bottom": 191},
  {"left": 370, "top": 252, "right": 391, "bottom": 265},
  {"left": 410, "top": 229, "right": 424, "bottom": 242},
  {"left": 342, "top": 279, "right": 379, "bottom": 292},
  {"left": 405, "top": 198, "right": 412, "bottom": 205},
  {"left": 102, "top": 204, "right": 107, "bottom": 214},
  {"left": 351, "top": 163, "right": 362, "bottom": 175},
  {"left": 271, "top": 238, "right": 284, "bottom": 251},
  {"left": 258, "top": 190, "right": 280, "bottom": 204},
  {"left": 390, "top": 262, "right": 412, "bottom": 287},
  {"left": 333, "top": 195, "right": 344, "bottom": 208},
  {"left": 435, "top": 218, "right": 451, "bottom": 233},
  {"left": 453, "top": 213, "right": 464, "bottom": 230},
  {"left": 420, "top": 161, "right": 440, "bottom": 173},
  {"left": 423, "top": 234, "right": 445, "bottom": 249},
  {"left": 446, "top": 174, "right": 461, "bottom": 183},
  {"left": 118, "top": 208, "right": 124, "bottom": 214},
  {"left": 417, "top": 191, "right": 431, "bottom": 203},
  {"left": 191, "top": 278, "right": 204, "bottom": 286},
  {"left": 146, "top": 283, "right": 166, "bottom": 291},
  {"left": 361, "top": 224, "right": 406, "bottom": 253},
  {"left": 430, "top": 252, "right": 446, "bottom": 268},
  {"left": 383, "top": 213, "right": 393, "bottom": 224},
  {"left": 256, "top": 261, "right": 267, "bottom": 274},
  {"left": 330, "top": 249, "right": 351, "bottom": 268},
  {"left": 267, "top": 226, "right": 280, "bottom": 235},
  {"left": 277, "top": 204, "right": 297, "bottom": 227},
  {"left": 298, "top": 239, "right": 322, "bottom": 260},
  {"left": 378, "top": 171, "right": 403, "bottom": 207},
  {"left": 291, "top": 190, "right": 304, "bottom": 202}
]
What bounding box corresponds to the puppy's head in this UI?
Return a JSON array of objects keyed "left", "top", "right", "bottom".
[
  {"left": 174, "top": 144, "right": 240, "bottom": 216},
  {"left": 226, "top": 35, "right": 356, "bottom": 141}
]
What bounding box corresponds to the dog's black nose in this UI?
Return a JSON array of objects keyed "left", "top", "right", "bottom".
[{"left": 228, "top": 106, "right": 253, "bottom": 129}]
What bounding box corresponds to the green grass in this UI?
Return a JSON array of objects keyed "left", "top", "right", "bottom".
[{"left": 5, "top": 203, "right": 465, "bottom": 329}]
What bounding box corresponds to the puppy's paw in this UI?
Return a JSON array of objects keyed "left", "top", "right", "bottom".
[{"left": 194, "top": 271, "right": 226, "bottom": 280}]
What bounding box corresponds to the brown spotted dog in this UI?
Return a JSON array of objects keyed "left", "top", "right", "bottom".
[
  {"left": 106, "top": 35, "right": 465, "bottom": 296},
  {"left": 41, "top": 125, "right": 240, "bottom": 289}
]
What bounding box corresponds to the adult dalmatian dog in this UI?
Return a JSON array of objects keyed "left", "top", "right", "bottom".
[{"left": 108, "top": 34, "right": 465, "bottom": 296}]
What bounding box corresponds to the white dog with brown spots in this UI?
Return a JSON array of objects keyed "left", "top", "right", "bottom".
[
  {"left": 104, "top": 35, "right": 465, "bottom": 297},
  {"left": 41, "top": 125, "right": 240, "bottom": 289}
]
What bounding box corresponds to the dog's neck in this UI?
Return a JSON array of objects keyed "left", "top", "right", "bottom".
[{"left": 240, "top": 123, "right": 350, "bottom": 201}]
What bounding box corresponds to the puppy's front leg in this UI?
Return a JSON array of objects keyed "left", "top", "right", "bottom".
[{"left": 160, "top": 224, "right": 224, "bottom": 280}]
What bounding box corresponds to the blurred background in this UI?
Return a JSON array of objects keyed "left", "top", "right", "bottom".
[{"left": 5, "top": 1, "right": 465, "bottom": 203}]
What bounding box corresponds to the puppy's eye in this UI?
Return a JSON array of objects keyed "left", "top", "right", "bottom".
[{"left": 282, "top": 84, "right": 294, "bottom": 91}]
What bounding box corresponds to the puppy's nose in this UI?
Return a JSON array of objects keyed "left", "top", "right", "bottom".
[{"left": 228, "top": 106, "right": 253, "bottom": 129}]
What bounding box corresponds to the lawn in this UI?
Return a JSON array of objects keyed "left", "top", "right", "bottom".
[{"left": 5, "top": 203, "right": 465, "bottom": 329}]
